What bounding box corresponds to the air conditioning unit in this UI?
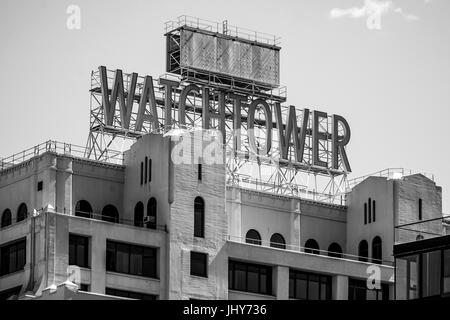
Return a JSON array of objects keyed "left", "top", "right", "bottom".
[{"left": 143, "top": 216, "right": 155, "bottom": 224}]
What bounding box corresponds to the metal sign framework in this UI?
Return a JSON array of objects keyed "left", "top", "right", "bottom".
[{"left": 85, "top": 67, "right": 349, "bottom": 205}]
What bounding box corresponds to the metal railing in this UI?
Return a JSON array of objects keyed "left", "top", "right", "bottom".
[
  {"left": 227, "top": 235, "right": 394, "bottom": 267},
  {"left": 165, "top": 15, "right": 281, "bottom": 46},
  {"left": 394, "top": 215, "right": 450, "bottom": 245},
  {"left": 227, "top": 174, "right": 346, "bottom": 206},
  {"left": 71, "top": 210, "right": 167, "bottom": 231},
  {"left": 0, "top": 140, "right": 123, "bottom": 171},
  {"left": 347, "top": 168, "right": 435, "bottom": 190}
]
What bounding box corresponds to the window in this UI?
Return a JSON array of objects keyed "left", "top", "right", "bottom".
[
  {"left": 328, "top": 242, "right": 343, "bottom": 258},
  {"left": 372, "top": 236, "right": 382, "bottom": 264},
  {"left": 304, "top": 239, "right": 320, "bottom": 255},
  {"left": 134, "top": 202, "right": 144, "bottom": 227},
  {"left": 145, "top": 157, "right": 148, "bottom": 184},
  {"left": 364, "top": 203, "right": 367, "bottom": 225},
  {"left": 421, "top": 250, "right": 441, "bottom": 298},
  {"left": 372, "top": 200, "right": 376, "bottom": 222},
  {"left": 147, "top": 198, "right": 157, "bottom": 229},
  {"left": 17, "top": 203, "right": 27, "bottom": 222},
  {"left": 69, "top": 234, "right": 89, "bottom": 268},
  {"left": 270, "top": 233, "right": 286, "bottom": 249},
  {"left": 75, "top": 200, "right": 93, "bottom": 219},
  {"left": 348, "top": 278, "right": 388, "bottom": 300},
  {"left": 105, "top": 288, "right": 157, "bottom": 300},
  {"left": 37, "top": 181, "right": 43, "bottom": 191},
  {"left": 79, "top": 284, "right": 89, "bottom": 292},
  {"left": 106, "top": 241, "right": 157, "bottom": 278},
  {"left": 444, "top": 249, "right": 450, "bottom": 294},
  {"left": 102, "top": 204, "right": 119, "bottom": 223},
  {"left": 358, "top": 240, "right": 369, "bottom": 262},
  {"left": 228, "top": 260, "right": 272, "bottom": 295},
  {"left": 419, "top": 198, "right": 423, "bottom": 220},
  {"left": 0, "top": 239, "right": 26, "bottom": 276},
  {"left": 140, "top": 162, "right": 143, "bottom": 185},
  {"left": 1, "top": 209, "right": 12, "bottom": 228},
  {"left": 148, "top": 158, "right": 152, "bottom": 182},
  {"left": 245, "top": 229, "right": 261, "bottom": 245},
  {"left": 198, "top": 164, "right": 202, "bottom": 181},
  {"left": 368, "top": 198, "right": 372, "bottom": 223},
  {"left": 0, "top": 286, "right": 22, "bottom": 300},
  {"left": 289, "top": 269, "right": 331, "bottom": 300},
  {"left": 190, "top": 251, "right": 208, "bottom": 277},
  {"left": 194, "top": 197, "right": 205, "bottom": 237}
]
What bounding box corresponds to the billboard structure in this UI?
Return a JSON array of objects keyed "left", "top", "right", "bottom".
[{"left": 85, "top": 16, "right": 351, "bottom": 204}]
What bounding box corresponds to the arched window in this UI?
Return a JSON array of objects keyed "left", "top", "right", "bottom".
[
  {"left": 245, "top": 229, "right": 261, "bottom": 245},
  {"left": 1, "top": 209, "right": 12, "bottom": 228},
  {"left": 416, "top": 235, "right": 424, "bottom": 241},
  {"left": 75, "top": 200, "right": 93, "bottom": 218},
  {"left": 147, "top": 197, "right": 157, "bottom": 229},
  {"left": 372, "top": 236, "right": 382, "bottom": 264},
  {"left": 304, "top": 239, "right": 320, "bottom": 255},
  {"left": 17, "top": 203, "right": 28, "bottom": 222},
  {"left": 194, "top": 196, "right": 204, "bottom": 237},
  {"left": 134, "top": 202, "right": 144, "bottom": 227},
  {"left": 328, "top": 242, "right": 343, "bottom": 258},
  {"left": 270, "top": 233, "right": 286, "bottom": 249},
  {"left": 358, "top": 240, "right": 369, "bottom": 262},
  {"left": 102, "top": 205, "right": 119, "bottom": 223}
]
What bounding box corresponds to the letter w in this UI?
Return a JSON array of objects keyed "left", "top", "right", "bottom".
[
  {"left": 275, "top": 103, "right": 309, "bottom": 163},
  {"left": 99, "top": 66, "right": 137, "bottom": 129}
]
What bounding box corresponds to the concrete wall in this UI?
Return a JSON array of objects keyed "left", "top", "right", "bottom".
[{"left": 346, "top": 177, "right": 395, "bottom": 263}]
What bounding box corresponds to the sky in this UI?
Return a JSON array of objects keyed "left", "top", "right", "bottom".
[{"left": 0, "top": 0, "right": 449, "bottom": 209}]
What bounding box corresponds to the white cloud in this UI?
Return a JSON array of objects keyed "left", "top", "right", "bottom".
[{"left": 329, "top": 0, "right": 420, "bottom": 30}]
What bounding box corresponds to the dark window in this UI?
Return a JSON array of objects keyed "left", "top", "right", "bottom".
[
  {"left": 148, "top": 158, "right": 152, "bottom": 182},
  {"left": 364, "top": 203, "right": 367, "bottom": 225},
  {"left": 145, "top": 157, "right": 148, "bottom": 184},
  {"left": 69, "top": 234, "right": 89, "bottom": 268},
  {"left": 17, "top": 203, "right": 27, "bottom": 222},
  {"left": 0, "top": 286, "right": 22, "bottom": 300},
  {"left": 190, "top": 251, "right": 208, "bottom": 277},
  {"left": 105, "top": 288, "right": 157, "bottom": 300},
  {"left": 444, "top": 249, "right": 450, "bottom": 294},
  {"left": 75, "top": 200, "right": 92, "bottom": 219},
  {"left": 304, "top": 239, "right": 320, "bottom": 255},
  {"left": 37, "top": 181, "right": 43, "bottom": 191},
  {"left": 146, "top": 198, "right": 157, "bottom": 229},
  {"left": 0, "top": 239, "right": 26, "bottom": 276},
  {"left": 348, "top": 278, "right": 388, "bottom": 300},
  {"left": 368, "top": 198, "right": 372, "bottom": 223},
  {"left": 1, "top": 209, "right": 12, "bottom": 228},
  {"left": 270, "top": 233, "right": 286, "bottom": 249},
  {"left": 102, "top": 205, "right": 119, "bottom": 223},
  {"left": 372, "top": 200, "right": 376, "bottom": 222},
  {"left": 358, "top": 240, "right": 369, "bottom": 262},
  {"left": 328, "top": 242, "right": 343, "bottom": 258},
  {"left": 79, "top": 284, "right": 89, "bottom": 292},
  {"left": 194, "top": 197, "right": 205, "bottom": 237},
  {"left": 372, "top": 236, "right": 382, "bottom": 264},
  {"left": 134, "top": 202, "right": 144, "bottom": 227},
  {"left": 245, "top": 229, "right": 262, "bottom": 245},
  {"left": 289, "top": 269, "right": 331, "bottom": 300},
  {"left": 198, "top": 164, "right": 202, "bottom": 181},
  {"left": 229, "top": 260, "right": 272, "bottom": 295},
  {"left": 106, "top": 241, "right": 157, "bottom": 278},
  {"left": 419, "top": 198, "right": 423, "bottom": 220},
  {"left": 421, "top": 250, "right": 441, "bottom": 298},
  {"left": 140, "top": 162, "right": 143, "bottom": 185}
]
